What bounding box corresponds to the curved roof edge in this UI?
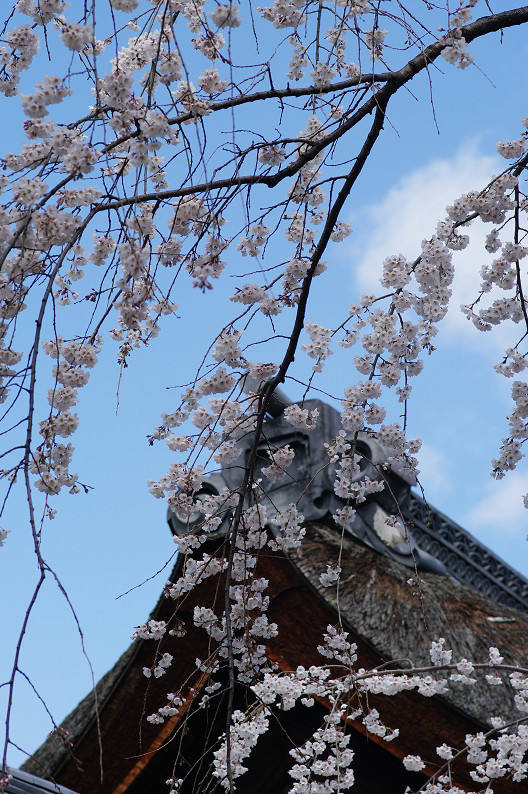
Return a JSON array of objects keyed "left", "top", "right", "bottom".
[{"left": 5, "top": 767, "right": 78, "bottom": 794}]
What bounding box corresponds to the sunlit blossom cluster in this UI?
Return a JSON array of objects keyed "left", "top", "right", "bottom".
[{"left": 181, "top": 634, "right": 528, "bottom": 791}]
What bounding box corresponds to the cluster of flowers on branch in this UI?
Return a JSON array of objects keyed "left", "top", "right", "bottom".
[
  {"left": 184, "top": 625, "right": 528, "bottom": 791},
  {"left": 2, "top": 0, "right": 528, "bottom": 792}
]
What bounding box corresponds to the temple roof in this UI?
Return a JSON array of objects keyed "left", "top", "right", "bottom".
[
  {"left": 5, "top": 767, "right": 78, "bottom": 794},
  {"left": 292, "top": 521, "right": 528, "bottom": 728},
  {"left": 21, "top": 516, "right": 528, "bottom": 792},
  {"left": 19, "top": 396, "right": 528, "bottom": 792}
]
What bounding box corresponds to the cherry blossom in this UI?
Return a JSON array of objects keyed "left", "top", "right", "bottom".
[{"left": 2, "top": 1, "right": 528, "bottom": 791}]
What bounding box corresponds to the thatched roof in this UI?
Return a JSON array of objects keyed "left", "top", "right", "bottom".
[
  {"left": 21, "top": 519, "right": 528, "bottom": 792},
  {"left": 292, "top": 521, "right": 528, "bottom": 727}
]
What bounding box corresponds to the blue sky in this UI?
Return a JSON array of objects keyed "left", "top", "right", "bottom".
[{"left": 2, "top": 2, "right": 528, "bottom": 768}]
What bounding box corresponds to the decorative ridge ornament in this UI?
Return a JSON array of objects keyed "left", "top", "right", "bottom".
[
  {"left": 168, "top": 390, "right": 446, "bottom": 574},
  {"left": 168, "top": 384, "right": 528, "bottom": 606}
]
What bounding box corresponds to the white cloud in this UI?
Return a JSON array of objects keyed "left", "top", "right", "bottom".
[
  {"left": 347, "top": 144, "right": 514, "bottom": 343},
  {"left": 414, "top": 442, "right": 452, "bottom": 498},
  {"left": 465, "top": 471, "right": 528, "bottom": 537}
]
